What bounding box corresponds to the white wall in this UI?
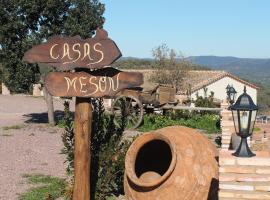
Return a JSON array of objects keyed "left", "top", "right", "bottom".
[{"left": 190, "top": 76, "right": 257, "bottom": 104}]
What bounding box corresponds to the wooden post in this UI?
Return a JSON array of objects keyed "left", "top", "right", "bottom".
[
  {"left": 22, "top": 28, "right": 143, "bottom": 200},
  {"left": 73, "top": 97, "right": 92, "bottom": 200},
  {"left": 43, "top": 86, "right": 55, "bottom": 126}
]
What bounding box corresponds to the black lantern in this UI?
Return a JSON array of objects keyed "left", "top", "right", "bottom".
[
  {"left": 231, "top": 86, "right": 258, "bottom": 157},
  {"left": 226, "top": 84, "right": 237, "bottom": 105}
]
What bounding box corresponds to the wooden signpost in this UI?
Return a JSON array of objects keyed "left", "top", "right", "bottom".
[
  {"left": 23, "top": 28, "right": 122, "bottom": 70},
  {"left": 45, "top": 68, "right": 143, "bottom": 98},
  {"left": 23, "top": 28, "right": 143, "bottom": 200}
]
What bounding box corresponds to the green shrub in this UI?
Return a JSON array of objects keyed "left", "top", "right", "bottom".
[
  {"left": 61, "top": 99, "right": 131, "bottom": 200},
  {"left": 61, "top": 101, "right": 74, "bottom": 174},
  {"left": 138, "top": 113, "right": 220, "bottom": 134}
]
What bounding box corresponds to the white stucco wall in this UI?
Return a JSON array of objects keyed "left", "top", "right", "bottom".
[{"left": 190, "top": 76, "right": 257, "bottom": 104}]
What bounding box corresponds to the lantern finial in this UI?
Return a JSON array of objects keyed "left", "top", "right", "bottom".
[{"left": 244, "top": 86, "right": 247, "bottom": 93}]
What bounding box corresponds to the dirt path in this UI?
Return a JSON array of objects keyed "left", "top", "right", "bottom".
[
  {"left": 0, "top": 95, "right": 72, "bottom": 199},
  {"left": 0, "top": 95, "right": 75, "bottom": 127}
]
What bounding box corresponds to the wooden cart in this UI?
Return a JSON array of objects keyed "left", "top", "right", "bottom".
[{"left": 111, "top": 84, "right": 176, "bottom": 130}]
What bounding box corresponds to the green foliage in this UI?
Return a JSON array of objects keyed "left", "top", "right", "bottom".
[
  {"left": 61, "top": 99, "right": 131, "bottom": 199},
  {"left": 90, "top": 98, "right": 131, "bottom": 200},
  {"left": 138, "top": 112, "right": 220, "bottom": 134},
  {"left": 61, "top": 101, "right": 74, "bottom": 174},
  {"left": 94, "top": 138, "right": 131, "bottom": 200},
  {"left": 0, "top": 0, "right": 105, "bottom": 93},
  {"left": 194, "top": 91, "right": 217, "bottom": 108},
  {"left": 19, "top": 174, "right": 66, "bottom": 200}
]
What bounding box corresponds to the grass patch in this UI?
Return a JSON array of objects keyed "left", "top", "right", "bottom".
[
  {"left": 3, "top": 124, "right": 25, "bottom": 130},
  {"left": 19, "top": 174, "right": 66, "bottom": 200},
  {"left": 138, "top": 113, "right": 220, "bottom": 134}
]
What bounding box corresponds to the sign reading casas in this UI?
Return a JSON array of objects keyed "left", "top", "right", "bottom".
[
  {"left": 23, "top": 28, "right": 121, "bottom": 70},
  {"left": 45, "top": 68, "right": 143, "bottom": 98}
]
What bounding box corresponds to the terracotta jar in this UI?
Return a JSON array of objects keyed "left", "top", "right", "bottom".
[{"left": 124, "top": 126, "right": 218, "bottom": 200}]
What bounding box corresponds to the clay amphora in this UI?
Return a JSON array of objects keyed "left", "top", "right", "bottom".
[{"left": 124, "top": 126, "right": 218, "bottom": 200}]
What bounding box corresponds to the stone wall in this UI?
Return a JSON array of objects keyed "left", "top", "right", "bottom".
[
  {"left": 219, "top": 102, "right": 270, "bottom": 199},
  {"left": 219, "top": 150, "right": 270, "bottom": 199},
  {"left": 1, "top": 83, "right": 10, "bottom": 95}
]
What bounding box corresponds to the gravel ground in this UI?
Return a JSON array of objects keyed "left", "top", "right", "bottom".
[
  {"left": 0, "top": 95, "right": 72, "bottom": 200},
  {"left": 0, "top": 95, "right": 75, "bottom": 127}
]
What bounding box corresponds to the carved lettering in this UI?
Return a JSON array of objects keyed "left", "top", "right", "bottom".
[
  {"left": 82, "top": 43, "right": 93, "bottom": 61},
  {"left": 87, "top": 77, "right": 99, "bottom": 96},
  {"left": 64, "top": 75, "right": 119, "bottom": 96},
  {"left": 44, "top": 70, "right": 143, "bottom": 98},
  {"left": 23, "top": 28, "right": 122, "bottom": 69},
  {"left": 49, "top": 42, "right": 104, "bottom": 65},
  {"left": 64, "top": 77, "right": 77, "bottom": 92},
  {"left": 111, "top": 74, "right": 120, "bottom": 91},
  {"left": 50, "top": 44, "right": 59, "bottom": 59},
  {"left": 62, "top": 43, "right": 73, "bottom": 60},
  {"left": 79, "top": 77, "right": 87, "bottom": 93},
  {"left": 99, "top": 77, "right": 107, "bottom": 92},
  {"left": 87, "top": 43, "right": 104, "bottom": 65}
]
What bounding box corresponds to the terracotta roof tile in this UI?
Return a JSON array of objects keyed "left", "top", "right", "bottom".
[{"left": 123, "top": 69, "right": 259, "bottom": 94}]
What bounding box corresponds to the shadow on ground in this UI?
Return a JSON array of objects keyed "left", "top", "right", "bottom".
[{"left": 23, "top": 110, "right": 74, "bottom": 123}]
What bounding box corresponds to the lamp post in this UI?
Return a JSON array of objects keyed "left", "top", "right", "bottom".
[
  {"left": 231, "top": 86, "right": 258, "bottom": 157},
  {"left": 226, "top": 84, "right": 237, "bottom": 106}
]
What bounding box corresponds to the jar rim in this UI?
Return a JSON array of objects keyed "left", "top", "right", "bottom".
[{"left": 125, "top": 133, "right": 177, "bottom": 188}]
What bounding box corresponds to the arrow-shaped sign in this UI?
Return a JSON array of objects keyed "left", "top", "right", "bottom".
[
  {"left": 23, "top": 28, "right": 122, "bottom": 70},
  {"left": 45, "top": 68, "right": 143, "bottom": 98}
]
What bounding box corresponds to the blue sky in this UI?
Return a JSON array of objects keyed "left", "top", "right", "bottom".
[{"left": 101, "top": 0, "right": 270, "bottom": 59}]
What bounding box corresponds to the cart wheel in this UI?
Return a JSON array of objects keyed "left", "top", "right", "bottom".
[{"left": 112, "top": 95, "right": 143, "bottom": 130}]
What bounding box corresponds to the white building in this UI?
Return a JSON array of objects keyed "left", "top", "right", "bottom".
[
  {"left": 127, "top": 69, "right": 258, "bottom": 104},
  {"left": 182, "top": 71, "right": 258, "bottom": 104}
]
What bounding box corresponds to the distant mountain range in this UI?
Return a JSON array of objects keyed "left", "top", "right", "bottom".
[
  {"left": 118, "top": 55, "right": 270, "bottom": 86},
  {"left": 187, "top": 56, "right": 270, "bottom": 87}
]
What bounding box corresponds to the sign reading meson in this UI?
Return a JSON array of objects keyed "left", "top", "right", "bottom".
[
  {"left": 23, "top": 28, "right": 121, "bottom": 69},
  {"left": 45, "top": 68, "right": 143, "bottom": 98}
]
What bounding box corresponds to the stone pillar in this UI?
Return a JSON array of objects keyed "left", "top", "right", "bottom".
[
  {"left": 1, "top": 83, "right": 10, "bottom": 95},
  {"left": 220, "top": 102, "right": 236, "bottom": 150},
  {"left": 33, "top": 84, "right": 43, "bottom": 96}
]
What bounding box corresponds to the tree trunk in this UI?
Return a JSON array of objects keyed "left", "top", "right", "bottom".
[
  {"left": 73, "top": 97, "right": 92, "bottom": 200},
  {"left": 43, "top": 86, "right": 55, "bottom": 125}
]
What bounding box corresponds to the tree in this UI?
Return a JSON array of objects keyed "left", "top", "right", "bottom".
[
  {"left": 151, "top": 44, "right": 191, "bottom": 92},
  {"left": 0, "top": 0, "right": 105, "bottom": 93},
  {"left": 0, "top": 0, "right": 105, "bottom": 124}
]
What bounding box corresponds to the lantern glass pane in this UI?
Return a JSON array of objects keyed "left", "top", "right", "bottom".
[
  {"left": 232, "top": 110, "right": 240, "bottom": 134},
  {"left": 239, "top": 110, "right": 249, "bottom": 135},
  {"left": 249, "top": 110, "right": 257, "bottom": 134},
  {"left": 230, "top": 93, "right": 235, "bottom": 102}
]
